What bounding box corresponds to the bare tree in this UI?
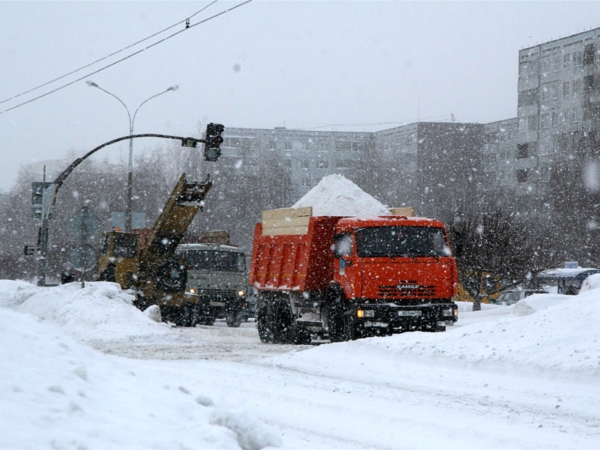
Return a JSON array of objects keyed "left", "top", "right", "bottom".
[{"left": 449, "top": 208, "right": 549, "bottom": 311}]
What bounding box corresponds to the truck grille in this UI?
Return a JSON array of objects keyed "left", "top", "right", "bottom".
[
  {"left": 197, "top": 289, "right": 237, "bottom": 299},
  {"left": 378, "top": 285, "right": 436, "bottom": 298}
]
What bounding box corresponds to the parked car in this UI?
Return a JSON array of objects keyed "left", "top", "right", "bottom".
[
  {"left": 536, "top": 265, "right": 600, "bottom": 295},
  {"left": 491, "top": 289, "right": 547, "bottom": 306}
]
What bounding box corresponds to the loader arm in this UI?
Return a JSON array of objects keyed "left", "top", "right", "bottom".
[{"left": 139, "top": 173, "right": 212, "bottom": 263}]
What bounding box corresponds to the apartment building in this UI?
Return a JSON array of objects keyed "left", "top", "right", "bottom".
[
  {"left": 516, "top": 27, "right": 600, "bottom": 198},
  {"left": 216, "top": 27, "right": 600, "bottom": 210}
]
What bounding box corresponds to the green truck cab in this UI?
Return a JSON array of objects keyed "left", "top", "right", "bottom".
[{"left": 176, "top": 235, "right": 248, "bottom": 327}]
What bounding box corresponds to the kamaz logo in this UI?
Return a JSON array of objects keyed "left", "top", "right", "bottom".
[{"left": 398, "top": 284, "right": 420, "bottom": 289}]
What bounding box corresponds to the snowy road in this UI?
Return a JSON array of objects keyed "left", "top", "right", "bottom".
[
  {"left": 90, "top": 320, "right": 600, "bottom": 449},
  {"left": 3, "top": 281, "right": 600, "bottom": 449}
]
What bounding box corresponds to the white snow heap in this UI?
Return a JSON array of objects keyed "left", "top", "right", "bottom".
[{"left": 291, "top": 174, "right": 390, "bottom": 217}]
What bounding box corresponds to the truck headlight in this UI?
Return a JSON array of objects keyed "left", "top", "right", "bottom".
[
  {"left": 357, "top": 309, "right": 375, "bottom": 318},
  {"left": 189, "top": 288, "right": 197, "bottom": 294},
  {"left": 238, "top": 290, "right": 245, "bottom": 297},
  {"left": 443, "top": 308, "right": 453, "bottom": 317}
]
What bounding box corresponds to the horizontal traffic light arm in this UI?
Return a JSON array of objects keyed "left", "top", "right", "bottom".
[{"left": 53, "top": 133, "right": 206, "bottom": 188}]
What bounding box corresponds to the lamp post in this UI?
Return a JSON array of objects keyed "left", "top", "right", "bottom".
[{"left": 86, "top": 80, "right": 179, "bottom": 232}]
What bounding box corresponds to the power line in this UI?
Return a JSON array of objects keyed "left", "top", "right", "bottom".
[
  {"left": 0, "top": 1, "right": 219, "bottom": 107},
  {"left": 0, "top": 0, "right": 253, "bottom": 115}
]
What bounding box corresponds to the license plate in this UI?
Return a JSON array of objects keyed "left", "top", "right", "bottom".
[
  {"left": 397, "top": 310, "right": 421, "bottom": 317},
  {"left": 210, "top": 302, "right": 225, "bottom": 307}
]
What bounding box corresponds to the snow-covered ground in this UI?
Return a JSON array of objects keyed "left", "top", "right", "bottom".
[{"left": 1, "top": 279, "right": 600, "bottom": 449}]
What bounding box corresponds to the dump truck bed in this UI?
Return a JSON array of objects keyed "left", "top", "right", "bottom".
[{"left": 249, "top": 208, "right": 340, "bottom": 292}]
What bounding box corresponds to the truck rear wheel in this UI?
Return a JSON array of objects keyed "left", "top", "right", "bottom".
[
  {"left": 257, "top": 298, "right": 296, "bottom": 344},
  {"left": 257, "top": 302, "right": 275, "bottom": 343}
]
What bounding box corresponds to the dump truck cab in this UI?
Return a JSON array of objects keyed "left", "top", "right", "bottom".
[
  {"left": 176, "top": 240, "right": 248, "bottom": 327},
  {"left": 330, "top": 216, "right": 458, "bottom": 334}
]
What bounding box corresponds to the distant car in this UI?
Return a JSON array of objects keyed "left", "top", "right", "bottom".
[{"left": 491, "top": 289, "right": 547, "bottom": 306}]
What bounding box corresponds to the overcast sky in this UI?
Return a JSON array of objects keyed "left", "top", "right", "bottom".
[{"left": 1, "top": 1, "right": 599, "bottom": 191}]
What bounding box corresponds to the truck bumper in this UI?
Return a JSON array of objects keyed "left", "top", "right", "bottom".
[
  {"left": 350, "top": 301, "right": 458, "bottom": 330},
  {"left": 184, "top": 293, "right": 246, "bottom": 318}
]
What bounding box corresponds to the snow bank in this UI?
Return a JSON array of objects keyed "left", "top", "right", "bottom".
[
  {"left": 0, "top": 280, "right": 171, "bottom": 342},
  {"left": 291, "top": 174, "right": 390, "bottom": 217},
  {"left": 273, "top": 292, "right": 600, "bottom": 378},
  {"left": 0, "top": 281, "right": 281, "bottom": 449},
  {"left": 580, "top": 272, "right": 600, "bottom": 293}
]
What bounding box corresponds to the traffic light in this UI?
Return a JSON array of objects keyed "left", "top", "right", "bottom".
[{"left": 204, "top": 123, "right": 225, "bottom": 162}]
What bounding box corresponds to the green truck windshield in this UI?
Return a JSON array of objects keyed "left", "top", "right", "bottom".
[
  {"left": 355, "top": 226, "right": 450, "bottom": 258},
  {"left": 184, "top": 250, "right": 246, "bottom": 272}
]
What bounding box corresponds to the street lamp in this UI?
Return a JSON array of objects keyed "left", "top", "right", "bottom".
[{"left": 86, "top": 80, "right": 179, "bottom": 232}]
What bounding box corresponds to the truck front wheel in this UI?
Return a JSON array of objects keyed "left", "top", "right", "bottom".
[
  {"left": 344, "top": 315, "right": 359, "bottom": 341},
  {"left": 226, "top": 312, "right": 242, "bottom": 328},
  {"left": 328, "top": 300, "right": 346, "bottom": 342}
]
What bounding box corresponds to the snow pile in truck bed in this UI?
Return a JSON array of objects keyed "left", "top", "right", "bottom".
[{"left": 291, "top": 174, "right": 390, "bottom": 217}]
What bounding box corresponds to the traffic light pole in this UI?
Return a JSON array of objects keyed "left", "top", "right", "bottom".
[
  {"left": 37, "top": 219, "right": 49, "bottom": 286},
  {"left": 35, "top": 133, "right": 208, "bottom": 287}
]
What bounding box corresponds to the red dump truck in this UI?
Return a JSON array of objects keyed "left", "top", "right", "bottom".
[{"left": 249, "top": 207, "right": 458, "bottom": 344}]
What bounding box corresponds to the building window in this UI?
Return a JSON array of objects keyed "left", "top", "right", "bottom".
[
  {"left": 517, "top": 143, "right": 529, "bottom": 159},
  {"left": 563, "top": 81, "right": 570, "bottom": 98},
  {"left": 528, "top": 115, "right": 539, "bottom": 131},
  {"left": 553, "top": 56, "right": 560, "bottom": 72},
  {"left": 516, "top": 170, "right": 528, "bottom": 183},
  {"left": 541, "top": 113, "right": 551, "bottom": 129},
  {"left": 574, "top": 51, "right": 583, "bottom": 68},
  {"left": 541, "top": 84, "right": 551, "bottom": 101},
  {"left": 302, "top": 174, "right": 310, "bottom": 187},
  {"left": 564, "top": 53, "right": 571, "bottom": 70},
  {"left": 542, "top": 59, "right": 551, "bottom": 76},
  {"left": 573, "top": 79, "right": 582, "bottom": 97},
  {"left": 518, "top": 88, "right": 538, "bottom": 107},
  {"left": 541, "top": 167, "right": 551, "bottom": 182},
  {"left": 584, "top": 43, "right": 596, "bottom": 66},
  {"left": 351, "top": 142, "right": 368, "bottom": 152},
  {"left": 335, "top": 141, "right": 352, "bottom": 151},
  {"left": 552, "top": 112, "right": 559, "bottom": 127},
  {"left": 519, "top": 117, "right": 527, "bottom": 133},
  {"left": 316, "top": 160, "right": 328, "bottom": 169},
  {"left": 301, "top": 159, "right": 310, "bottom": 169},
  {"left": 573, "top": 109, "right": 581, "bottom": 123}
]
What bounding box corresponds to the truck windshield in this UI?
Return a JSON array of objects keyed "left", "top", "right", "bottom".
[
  {"left": 355, "top": 226, "right": 451, "bottom": 258},
  {"left": 184, "top": 250, "right": 246, "bottom": 272}
]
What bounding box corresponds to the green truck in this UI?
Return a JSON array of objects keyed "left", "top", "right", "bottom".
[{"left": 176, "top": 231, "right": 249, "bottom": 327}]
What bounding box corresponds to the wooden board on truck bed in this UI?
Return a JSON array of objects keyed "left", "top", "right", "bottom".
[
  {"left": 389, "top": 207, "right": 414, "bottom": 217},
  {"left": 262, "top": 207, "right": 312, "bottom": 236}
]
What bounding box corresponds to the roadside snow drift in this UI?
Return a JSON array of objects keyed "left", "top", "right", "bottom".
[
  {"left": 0, "top": 281, "right": 281, "bottom": 450},
  {"left": 2, "top": 279, "right": 600, "bottom": 449},
  {"left": 273, "top": 292, "right": 600, "bottom": 377},
  {"left": 291, "top": 173, "right": 390, "bottom": 216}
]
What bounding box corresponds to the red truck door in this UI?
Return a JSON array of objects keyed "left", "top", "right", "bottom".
[{"left": 333, "top": 232, "right": 361, "bottom": 299}]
